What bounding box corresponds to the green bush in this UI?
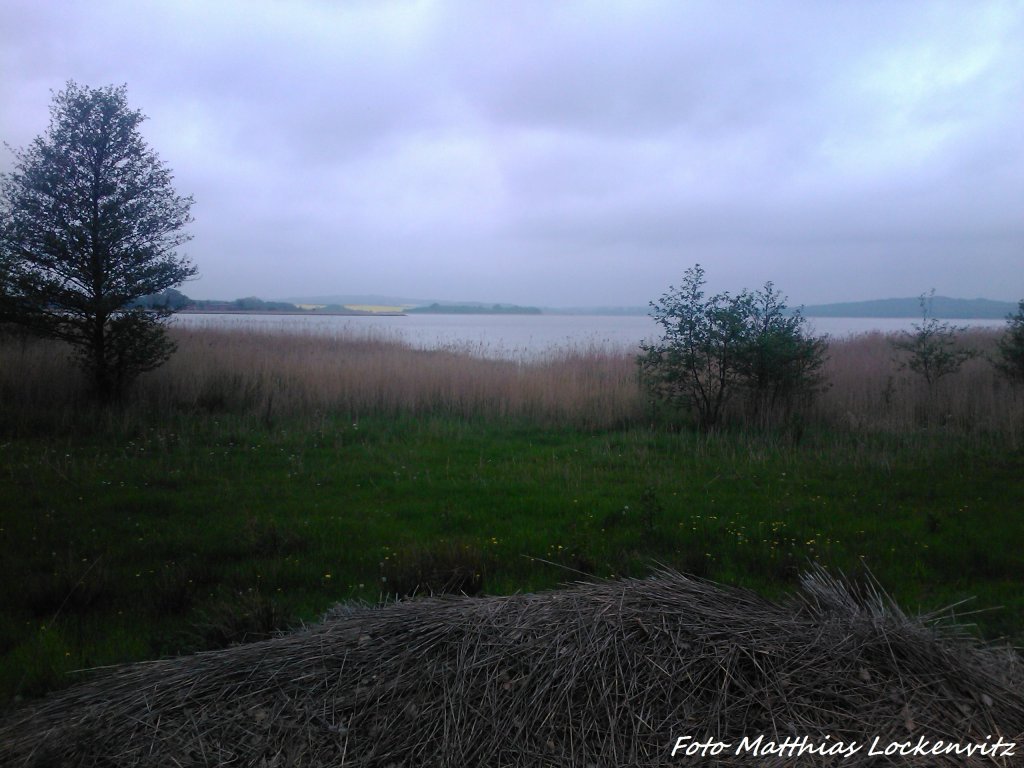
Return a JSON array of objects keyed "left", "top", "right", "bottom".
[
  {"left": 639, "top": 264, "right": 826, "bottom": 430},
  {"left": 891, "top": 291, "right": 977, "bottom": 391},
  {"left": 995, "top": 300, "right": 1024, "bottom": 384}
]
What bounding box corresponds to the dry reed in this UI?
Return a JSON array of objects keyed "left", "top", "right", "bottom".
[
  {"left": 815, "top": 329, "right": 1018, "bottom": 435},
  {"left": 0, "top": 323, "right": 645, "bottom": 430},
  {"left": 0, "top": 322, "right": 1021, "bottom": 437},
  {"left": 1, "top": 568, "right": 1020, "bottom": 766}
]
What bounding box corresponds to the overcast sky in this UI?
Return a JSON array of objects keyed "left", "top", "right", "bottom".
[{"left": 1, "top": 1, "right": 1022, "bottom": 306}]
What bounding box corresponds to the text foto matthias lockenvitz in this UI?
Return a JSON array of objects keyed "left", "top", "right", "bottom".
[{"left": 671, "top": 734, "right": 1017, "bottom": 760}]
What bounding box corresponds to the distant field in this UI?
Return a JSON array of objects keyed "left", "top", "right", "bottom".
[
  {"left": 292, "top": 303, "right": 406, "bottom": 313},
  {"left": 343, "top": 304, "right": 406, "bottom": 313}
]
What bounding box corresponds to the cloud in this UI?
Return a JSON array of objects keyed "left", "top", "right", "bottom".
[{"left": 1, "top": 0, "right": 1021, "bottom": 305}]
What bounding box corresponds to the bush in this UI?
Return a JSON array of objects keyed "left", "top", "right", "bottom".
[
  {"left": 736, "top": 281, "right": 827, "bottom": 425},
  {"left": 891, "top": 291, "right": 977, "bottom": 392},
  {"left": 995, "top": 300, "right": 1024, "bottom": 384},
  {"left": 638, "top": 264, "right": 826, "bottom": 430}
]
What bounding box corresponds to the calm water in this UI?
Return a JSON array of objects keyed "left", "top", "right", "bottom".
[{"left": 172, "top": 313, "right": 1004, "bottom": 359}]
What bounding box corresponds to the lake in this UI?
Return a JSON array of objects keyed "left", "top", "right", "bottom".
[{"left": 172, "top": 313, "right": 1005, "bottom": 359}]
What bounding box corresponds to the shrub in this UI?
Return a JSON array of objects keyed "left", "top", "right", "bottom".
[
  {"left": 995, "top": 300, "right": 1024, "bottom": 384},
  {"left": 639, "top": 265, "right": 751, "bottom": 430},
  {"left": 736, "top": 282, "right": 827, "bottom": 425},
  {"left": 891, "top": 291, "right": 977, "bottom": 392},
  {"left": 639, "top": 265, "right": 826, "bottom": 430}
]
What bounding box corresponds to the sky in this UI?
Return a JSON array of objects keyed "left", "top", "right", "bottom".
[{"left": 1, "top": 0, "right": 1022, "bottom": 306}]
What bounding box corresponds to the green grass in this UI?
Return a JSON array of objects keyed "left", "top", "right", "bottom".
[{"left": 2, "top": 412, "right": 1023, "bottom": 708}]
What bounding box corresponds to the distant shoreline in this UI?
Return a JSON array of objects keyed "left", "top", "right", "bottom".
[
  {"left": 173, "top": 309, "right": 1013, "bottom": 320},
  {"left": 176, "top": 309, "right": 407, "bottom": 317},
  {"left": 156, "top": 292, "right": 1019, "bottom": 320}
]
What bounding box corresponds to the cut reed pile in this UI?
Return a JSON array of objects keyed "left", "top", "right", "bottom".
[{"left": 2, "top": 569, "right": 1021, "bottom": 767}]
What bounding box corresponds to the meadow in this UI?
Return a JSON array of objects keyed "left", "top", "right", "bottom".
[{"left": 1, "top": 322, "right": 1022, "bottom": 708}]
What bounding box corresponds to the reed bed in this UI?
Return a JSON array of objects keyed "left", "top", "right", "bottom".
[
  {"left": 815, "top": 329, "right": 1018, "bottom": 435},
  {"left": 0, "top": 322, "right": 1020, "bottom": 439},
  {"left": 0, "top": 323, "right": 644, "bottom": 430},
  {"left": 2, "top": 568, "right": 1021, "bottom": 767}
]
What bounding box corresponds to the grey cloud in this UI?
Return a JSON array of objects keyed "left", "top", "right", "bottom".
[{"left": 1, "top": 0, "right": 1021, "bottom": 306}]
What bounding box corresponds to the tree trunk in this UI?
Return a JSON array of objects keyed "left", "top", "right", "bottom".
[{"left": 91, "top": 316, "right": 112, "bottom": 402}]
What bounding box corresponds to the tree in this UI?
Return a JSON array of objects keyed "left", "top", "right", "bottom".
[
  {"left": 891, "top": 291, "right": 976, "bottom": 392},
  {"left": 638, "top": 265, "right": 826, "bottom": 431},
  {"left": 0, "top": 82, "right": 195, "bottom": 400},
  {"left": 639, "top": 265, "right": 747, "bottom": 430},
  {"left": 736, "top": 282, "right": 827, "bottom": 424},
  {"left": 995, "top": 300, "right": 1024, "bottom": 384},
  {"left": 0, "top": 249, "right": 13, "bottom": 312}
]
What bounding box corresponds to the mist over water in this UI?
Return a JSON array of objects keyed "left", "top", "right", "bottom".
[{"left": 172, "top": 313, "right": 1004, "bottom": 360}]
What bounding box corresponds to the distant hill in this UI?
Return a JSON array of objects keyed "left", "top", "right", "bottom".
[{"left": 800, "top": 297, "right": 1018, "bottom": 319}]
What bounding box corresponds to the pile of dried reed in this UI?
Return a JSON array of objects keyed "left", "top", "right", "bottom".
[{"left": 2, "top": 569, "right": 1022, "bottom": 767}]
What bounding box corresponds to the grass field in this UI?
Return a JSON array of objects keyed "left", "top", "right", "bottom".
[{"left": 1, "top": 323, "right": 1022, "bottom": 708}]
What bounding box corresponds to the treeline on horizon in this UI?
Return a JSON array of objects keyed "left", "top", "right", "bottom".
[
  {"left": 133, "top": 289, "right": 380, "bottom": 314},
  {"left": 134, "top": 290, "right": 543, "bottom": 315}
]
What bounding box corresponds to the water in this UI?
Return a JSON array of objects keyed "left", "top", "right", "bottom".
[{"left": 172, "top": 312, "right": 1005, "bottom": 359}]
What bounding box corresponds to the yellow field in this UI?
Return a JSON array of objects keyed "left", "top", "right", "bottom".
[{"left": 344, "top": 304, "right": 405, "bottom": 313}]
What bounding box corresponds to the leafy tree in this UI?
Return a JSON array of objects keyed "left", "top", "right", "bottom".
[
  {"left": 891, "top": 291, "right": 976, "bottom": 391},
  {"left": 639, "top": 265, "right": 747, "bottom": 430},
  {"left": 737, "top": 282, "right": 827, "bottom": 424},
  {"left": 0, "top": 250, "right": 12, "bottom": 312},
  {"left": 995, "top": 300, "right": 1024, "bottom": 384},
  {"left": 0, "top": 82, "right": 195, "bottom": 400},
  {"left": 638, "top": 265, "right": 825, "bottom": 430}
]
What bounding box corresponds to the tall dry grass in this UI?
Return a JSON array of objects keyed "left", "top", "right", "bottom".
[
  {"left": 0, "top": 323, "right": 645, "bottom": 431},
  {"left": 816, "top": 328, "right": 1021, "bottom": 437},
  {"left": 0, "top": 322, "right": 1020, "bottom": 439}
]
